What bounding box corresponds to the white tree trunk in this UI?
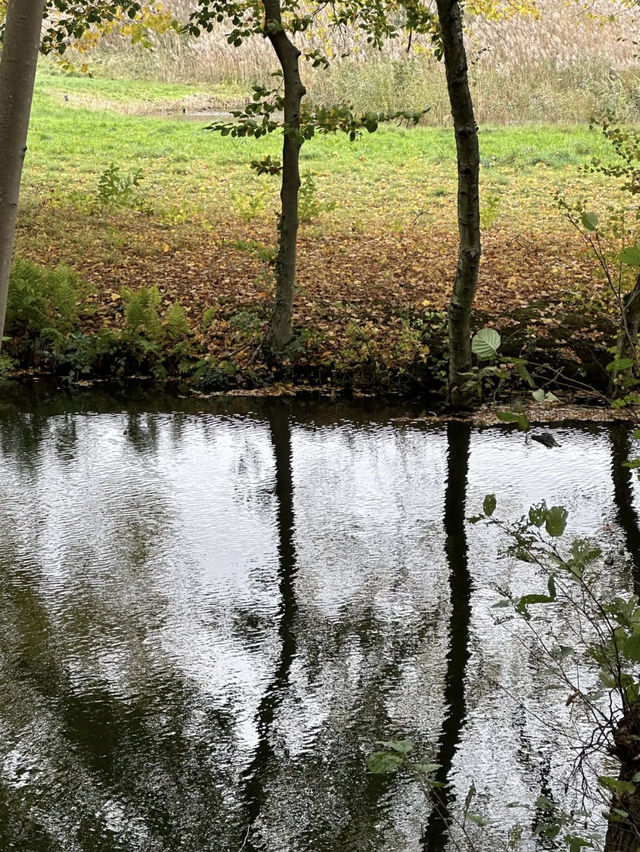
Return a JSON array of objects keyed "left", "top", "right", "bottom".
[{"left": 0, "top": 0, "right": 45, "bottom": 348}]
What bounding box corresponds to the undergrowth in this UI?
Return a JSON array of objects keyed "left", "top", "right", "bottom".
[{"left": 4, "top": 261, "right": 201, "bottom": 383}]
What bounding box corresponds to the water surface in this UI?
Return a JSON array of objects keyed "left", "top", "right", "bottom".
[{"left": 0, "top": 395, "right": 636, "bottom": 851}]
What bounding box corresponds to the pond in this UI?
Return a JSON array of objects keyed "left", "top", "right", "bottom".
[{"left": 0, "top": 393, "right": 638, "bottom": 851}]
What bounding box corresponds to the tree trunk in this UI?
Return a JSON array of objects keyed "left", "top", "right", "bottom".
[
  {"left": 605, "top": 711, "right": 640, "bottom": 851},
  {"left": 263, "top": 0, "right": 305, "bottom": 352},
  {"left": 435, "top": 0, "right": 481, "bottom": 409},
  {"left": 0, "top": 0, "right": 45, "bottom": 349},
  {"left": 609, "top": 273, "right": 640, "bottom": 399}
]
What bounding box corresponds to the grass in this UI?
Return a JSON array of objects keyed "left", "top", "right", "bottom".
[
  {"left": 26, "top": 69, "right": 617, "bottom": 246},
  {"left": 10, "top": 69, "right": 631, "bottom": 395}
]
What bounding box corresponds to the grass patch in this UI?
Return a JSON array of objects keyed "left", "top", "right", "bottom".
[{"left": 24, "top": 72, "right": 616, "bottom": 244}]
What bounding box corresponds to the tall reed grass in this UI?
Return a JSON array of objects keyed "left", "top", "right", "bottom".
[{"left": 76, "top": 0, "right": 640, "bottom": 124}]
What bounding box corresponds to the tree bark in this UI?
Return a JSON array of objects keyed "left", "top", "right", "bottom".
[
  {"left": 609, "top": 273, "right": 640, "bottom": 399},
  {"left": 0, "top": 0, "right": 45, "bottom": 349},
  {"left": 263, "top": 0, "right": 305, "bottom": 352},
  {"left": 435, "top": 0, "right": 481, "bottom": 409},
  {"left": 605, "top": 711, "right": 640, "bottom": 852}
]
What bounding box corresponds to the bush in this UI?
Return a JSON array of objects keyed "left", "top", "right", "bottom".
[{"left": 6, "top": 258, "right": 82, "bottom": 338}]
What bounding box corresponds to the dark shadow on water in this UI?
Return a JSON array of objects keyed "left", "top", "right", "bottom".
[
  {"left": 610, "top": 422, "right": 640, "bottom": 597},
  {"left": 240, "top": 401, "right": 299, "bottom": 848},
  {"left": 423, "top": 421, "right": 472, "bottom": 851}
]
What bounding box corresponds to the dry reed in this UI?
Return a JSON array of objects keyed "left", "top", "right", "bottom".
[{"left": 78, "top": 0, "right": 640, "bottom": 124}]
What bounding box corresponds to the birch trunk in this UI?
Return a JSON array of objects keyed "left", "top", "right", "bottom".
[
  {"left": 263, "top": 0, "right": 305, "bottom": 352},
  {"left": 0, "top": 0, "right": 45, "bottom": 348},
  {"left": 609, "top": 273, "right": 640, "bottom": 398},
  {"left": 435, "top": 0, "right": 481, "bottom": 408}
]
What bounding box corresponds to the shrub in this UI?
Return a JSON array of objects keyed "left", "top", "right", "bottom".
[{"left": 6, "top": 258, "right": 82, "bottom": 338}]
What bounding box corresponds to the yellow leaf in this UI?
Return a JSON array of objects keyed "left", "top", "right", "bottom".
[
  {"left": 163, "top": 243, "right": 170, "bottom": 252},
  {"left": 110, "top": 292, "right": 121, "bottom": 301}
]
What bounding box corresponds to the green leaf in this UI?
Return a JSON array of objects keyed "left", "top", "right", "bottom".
[
  {"left": 550, "top": 644, "right": 573, "bottom": 660},
  {"left": 415, "top": 762, "right": 441, "bottom": 775},
  {"left": 632, "top": 429, "right": 640, "bottom": 440},
  {"left": 483, "top": 494, "right": 497, "bottom": 517},
  {"left": 566, "top": 835, "right": 593, "bottom": 852},
  {"left": 620, "top": 246, "right": 640, "bottom": 267},
  {"left": 497, "top": 411, "right": 520, "bottom": 423},
  {"left": 472, "top": 327, "right": 501, "bottom": 360},
  {"left": 516, "top": 593, "right": 554, "bottom": 620},
  {"left": 367, "top": 751, "right": 404, "bottom": 774},
  {"left": 377, "top": 739, "right": 413, "bottom": 754},
  {"left": 510, "top": 357, "right": 535, "bottom": 388},
  {"left": 606, "top": 357, "right": 635, "bottom": 372},
  {"left": 466, "top": 812, "right": 493, "bottom": 827},
  {"left": 497, "top": 411, "right": 530, "bottom": 431},
  {"left": 532, "top": 388, "right": 546, "bottom": 403},
  {"left": 545, "top": 506, "right": 568, "bottom": 537},
  {"left": 463, "top": 782, "right": 477, "bottom": 817},
  {"left": 529, "top": 502, "right": 548, "bottom": 527},
  {"left": 622, "top": 633, "right": 640, "bottom": 662},
  {"left": 581, "top": 211, "right": 599, "bottom": 231},
  {"left": 599, "top": 775, "right": 636, "bottom": 797}
]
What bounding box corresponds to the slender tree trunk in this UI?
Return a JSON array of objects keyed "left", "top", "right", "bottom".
[
  {"left": 609, "top": 273, "right": 640, "bottom": 398},
  {"left": 263, "top": 1, "right": 305, "bottom": 352},
  {"left": 605, "top": 710, "right": 640, "bottom": 852},
  {"left": 0, "top": 0, "right": 45, "bottom": 349},
  {"left": 435, "top": 0, "right": 481, "bottom": 409}
]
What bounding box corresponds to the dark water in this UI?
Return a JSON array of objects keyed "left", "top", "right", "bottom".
[{"left": 0, "top": 393, "right": 637, "bottom": 851}]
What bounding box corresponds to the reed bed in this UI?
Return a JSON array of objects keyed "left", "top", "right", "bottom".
[{"left": 74, "top": 0, "right": 640, "bottom": 124}]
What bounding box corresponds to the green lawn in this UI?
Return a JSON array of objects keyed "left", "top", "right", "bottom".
[{"left": 24, "top": 69, "right": 616, "bottom": 242}]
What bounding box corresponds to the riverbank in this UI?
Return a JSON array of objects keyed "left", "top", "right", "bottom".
[{"left": 3, "top": 73, "right": 626, "bottom": 401}]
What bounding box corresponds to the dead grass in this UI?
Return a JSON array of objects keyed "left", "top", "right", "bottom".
[{"left": 66, "top": 0, "right": 640, "bottom": 124}]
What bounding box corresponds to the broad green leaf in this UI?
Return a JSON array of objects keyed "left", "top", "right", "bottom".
[
  {"left": 367, "top": 751, "right": 404, "bottom": 774},
  {"left": 483, "top": 494, "right": 497, "bottom": 517},
  {"left": 566, "top": 835, "right": 593, "bottom": 852},
  {"left": 529, "top": 502, "right": 548, "bottom": 527},
  {"left": 581, "top": 211, "right": 598, "bottom": 231},
  {"left": 606, "top": 357, "right": 635, "bottom": 372},
  {"left": 599, "top": 775, "right": 636, "bottom": 797},
  {"left": 620, "top": 246, "right": 640, "bottom": 267},
  {"left": 633, "top": 428, "right": 640, "bottom": 439},
  {"left": 472, "top": 327, "right": 501, "bottom": 360},
  {"left": 623, "top": 459, "right": 640, "bottom": 469},
  {"left": 545, "top": 506, "right": 568, "bottom": 537},
  {"left": 497, "top": 411, "right": 529, "bottom": 431},
  {"left": 532, "top": 388, "right": 546, "bottom": 403},
  {"left": 622, "top": 633, "right": 640, "bottom": 662}
]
